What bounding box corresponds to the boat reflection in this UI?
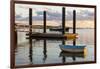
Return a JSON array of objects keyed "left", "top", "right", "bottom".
[
  {"left": 60, "top": 51, "right": 85, "bottom": 58},
  {"left": 59, "top": 51, "right": 86, "bottom": 63},
  {"left": 60, "top": 39, "right": 87, "bottom": 63},
  {"left": 28, "top": 37, "right": 87, "bottom": 64}
]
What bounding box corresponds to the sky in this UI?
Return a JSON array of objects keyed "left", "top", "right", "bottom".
[
  {"left": 15, "top": 4, "right": 94, "bottom": 21},
  {"left": 15, "top": 0, "right": 95, "bottom": 22}
]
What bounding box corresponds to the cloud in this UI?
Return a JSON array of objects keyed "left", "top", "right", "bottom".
[
  {"left": 15, "top": 10, "right": 94, "bottom": 21},
  {"left": 15, "top": 14, "right": 24, "bottom": 21},
  {"left": 15, "top": 15, "right": 22, "bottom": 19},
  {"left": 76, "top": 10, "right": 94, "bottom": 20}
]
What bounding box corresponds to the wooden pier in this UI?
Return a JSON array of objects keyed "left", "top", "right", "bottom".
[
  {"left": 26, "top": 33, "right": 78, "bottom": 40},
  {"left": 15, "top": 8, "right": 78, "bottom": 40}
]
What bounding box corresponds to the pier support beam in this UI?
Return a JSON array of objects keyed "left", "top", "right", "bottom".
[
  {"left": 72, "top": 10, "right": 76, "bottom": 61},
  {"left": 62, "top": 7, "right": 66, "bottom": 44},
  {"left": 15, "top": 31, "right": 17, "bottom": 49},
  {"left": 29, "top": 8, "right": 33, "bottom": 63},
  {"left": 43, "top": 11, "right": 47, "bottom": 62},
  {"left": 73, "top": 10, "right": 76, "bottom": 45},
  {"left": 62, "top": 7, "right": 66, "bottom": 35},
  {"left": 73, "top": 10, "right": 76, "bottom": 34},
  {"left": 29, "top": 8, "right": 32, "bottom": 35},
  {"left": 43, "top": 11, "right": 46, "bottom": 33}
]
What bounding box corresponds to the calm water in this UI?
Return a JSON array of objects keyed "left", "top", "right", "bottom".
[{"left": 15, "top": 29, "right": 95, "bottom": 66}]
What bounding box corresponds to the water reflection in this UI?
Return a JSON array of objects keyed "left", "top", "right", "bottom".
[
  {"left": 72, "top": 39, "right": 76, "bottom": 61},
  {"left": 29, "top": 38, "right": 33, "bottom": 64},
  {"left": 60, "top": 37, "right": 85, "bottom": 62},
  {"left": 60, "top": 51, "right": 85, "bottom": 63},
  {"left": 43, "top": 39, "right": 47, "bottom": 63},
  {"left": 29, "top": 39, "right": 48, "bottom": 64},
  {"left": 28, "top": 38, "right": 87, "bottom": 64},
  {"left": 15, "top": 29, "right": 94, "bottom": 65},
  {"left": 61, "top": 40, "right": 66, "bottom": 63}
]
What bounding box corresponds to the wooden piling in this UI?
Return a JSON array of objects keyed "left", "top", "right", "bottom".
[
  {"left": 72, "top": 10, "right": 76, "bottom": 61},
  {"left": 73, "top": 10, "right": 76, "bottom": 45},
  {"left": 43, "top": 11, "right": 46, "bottom": 33},
  {"left": 62, "top": 7, "right": 66, "bottom": 35},
  {"left": 29, "top": 8, "right": 33, "bottom": 63},
  {"left": 43, "top": 11, "right": 47, "bottom": 61},
  {"left": 62, "top": 7, "right": 66, "bottom": 44},
  {"left": 73, "top": 10, "right": 76, "bottom": 34},
  {"left": 29, "top": 8, "right": 32, "bottom": 35},
  {"left": 15, "top": 31, "right": 17, "bottom": 48}
]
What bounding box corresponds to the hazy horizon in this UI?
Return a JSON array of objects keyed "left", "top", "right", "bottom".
[{"left": 15, "top": 20, "right": 94, "bottom": 29}]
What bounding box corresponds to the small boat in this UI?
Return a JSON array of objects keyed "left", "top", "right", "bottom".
[
  {"left": 64, "top": 33, "right": 78, "bottom": 39},
  {"left": 59, "top": 45, "right": 86, "bottom": 53},
  {"left": 49, "top": 27, "right": 69, "bottom": 32}
]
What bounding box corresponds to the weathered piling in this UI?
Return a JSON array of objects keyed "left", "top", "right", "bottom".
[
  {"left": 14, "top": 31, "right": 17, "bottom": 49},
  {"left": 43, "top": 11, "right": 47, "bottom": 62},
  {"left": 73, "top": 10, "right": 76, "bottom": 34},
  {"left": 43, "top": 11, "right": 46, "bottom": 33},
  {"left": 29, "top": 8, "right": 33, "bottom": 63},
  {"left": 73, "top": 10, "right": 76, "bottom": 45},
  {"left": 62, "top": 7, "right": 66, "bottom": 44},
  {"left": 29, "top": 8, "right": 32, "bottom": 35},
  {"left": 62, "top": 7, "right": 66, "bottom": 35},
  {"left": 29, "top": 8, "right": 32, "bottom": 48}
]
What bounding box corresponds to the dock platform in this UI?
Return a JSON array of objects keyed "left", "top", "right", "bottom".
[{"left": 26, "top": 33, "right": 78, "bottom": 40}]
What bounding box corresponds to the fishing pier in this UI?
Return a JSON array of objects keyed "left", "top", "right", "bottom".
[{"left": 15, "top": 7, "right": 77, "bottom": 41}]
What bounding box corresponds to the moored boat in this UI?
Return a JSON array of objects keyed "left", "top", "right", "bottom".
[
  {"left": 59, "top": 45, "right": 86, "bottom": 53},
  {"left": 49, "top": 27, "right": 69, "bottom": 32}
]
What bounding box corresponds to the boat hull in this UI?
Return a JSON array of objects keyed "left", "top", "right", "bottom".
[{"left": 59, "top": 45, "right": 86, "bottom": 53}]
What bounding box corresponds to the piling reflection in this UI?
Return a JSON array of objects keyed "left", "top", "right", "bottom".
[
  {"left": 60, "top": 51, "right": 85, "bottom": 63},
  {"left": 61, "top": 40, "right": 66, "bottom": 63},
  {"left": 60, "top": 51, "right": 85, "bottom": 58},
  {"left": 29, "top": 38, "right": 33, "bottom": 64},
  {"left": 43, "top": 39, "right": 47, "bottom": 63},
  {"left": 28, "top": 37, "right": 87, "bottom": 64},
  {"left": 72, "top": 39, "right": 76, "bottom": 61},
  {"left": 29, "top": 39, "right": 48, "bottom": 64}
]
